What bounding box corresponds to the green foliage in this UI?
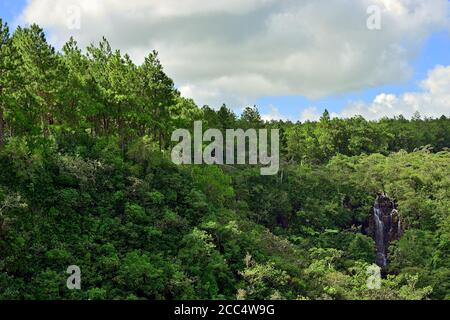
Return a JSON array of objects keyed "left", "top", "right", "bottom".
[
  {"left": 238, "top": 260, "right": 291, "bottom": 300},
  {"left": 0, "top": 21, "right": 448, "bottom": 300}
]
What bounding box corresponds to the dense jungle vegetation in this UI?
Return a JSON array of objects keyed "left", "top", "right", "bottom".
[{"left": 0, "top": 20, "right": 449, "bottom": 300}]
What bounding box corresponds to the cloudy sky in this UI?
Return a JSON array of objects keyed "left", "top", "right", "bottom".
[{"left": 1, "top": 0, "right": 450, "bottom": 121}]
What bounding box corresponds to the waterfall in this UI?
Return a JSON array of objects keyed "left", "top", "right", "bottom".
[
  {"left": 371, "top": 193, "right": 403, "bottom": 268},
  {"left": 373, "top": 197, "right": 387, "bottom": 268}
]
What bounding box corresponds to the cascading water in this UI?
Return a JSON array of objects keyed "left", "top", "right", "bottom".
[
  {"left": 373, "top": 196, "right": 387, "bottom": 267},
  {"left": 371, "top": 193, "right": 403, "bottom": 268}
]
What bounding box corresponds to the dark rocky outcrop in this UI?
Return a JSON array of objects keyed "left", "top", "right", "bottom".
[{"left": 367, "top": 193, "right": 404, "bottom": 268}]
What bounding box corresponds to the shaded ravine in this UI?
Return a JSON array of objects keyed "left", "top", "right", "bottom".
[{"left": 369, "top": 193, "right": 404, "bottom": 268}]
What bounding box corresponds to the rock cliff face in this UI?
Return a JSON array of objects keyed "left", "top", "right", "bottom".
[{"left": 368, "top": 193, "right": 403, "bottom": 268}]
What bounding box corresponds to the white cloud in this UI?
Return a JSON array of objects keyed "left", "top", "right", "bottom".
[
  {"left": 300, "top": 107, "right": 323, "bottom": 123},
  {"left": 299, "top": 107, "right": 340, "bottom": 122},
  {"left": 340, "top": 65, "right": 450, "bottom": 119},
  {"left": 19, "top": 0, "right": 450, "bottom": 108},
  {"left": 261, "top": 105, "right": 289, "bottom": 122}
]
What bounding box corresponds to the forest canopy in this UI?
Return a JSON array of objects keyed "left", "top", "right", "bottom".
[{"left": 0, "top": 20, "right": 449, "bottom": 300}]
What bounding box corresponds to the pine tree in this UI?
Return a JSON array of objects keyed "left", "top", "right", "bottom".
[
  {"left": 0, "top": 19, "right": 11, "bottom": 147},
  {"left": 12, "top": 24, "right": 62, "bottom": 135}
]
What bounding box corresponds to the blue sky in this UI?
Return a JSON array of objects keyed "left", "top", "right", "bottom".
[
  {"left": 0, "top": 0, "right": 26, "bottom": 27},
  {"left": 2, "top": 0, "right": 450, "bottom": 120}
]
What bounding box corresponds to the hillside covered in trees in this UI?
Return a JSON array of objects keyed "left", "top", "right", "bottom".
[{"left": 0, "top": 20, "right": 449, "bottom": 300}]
